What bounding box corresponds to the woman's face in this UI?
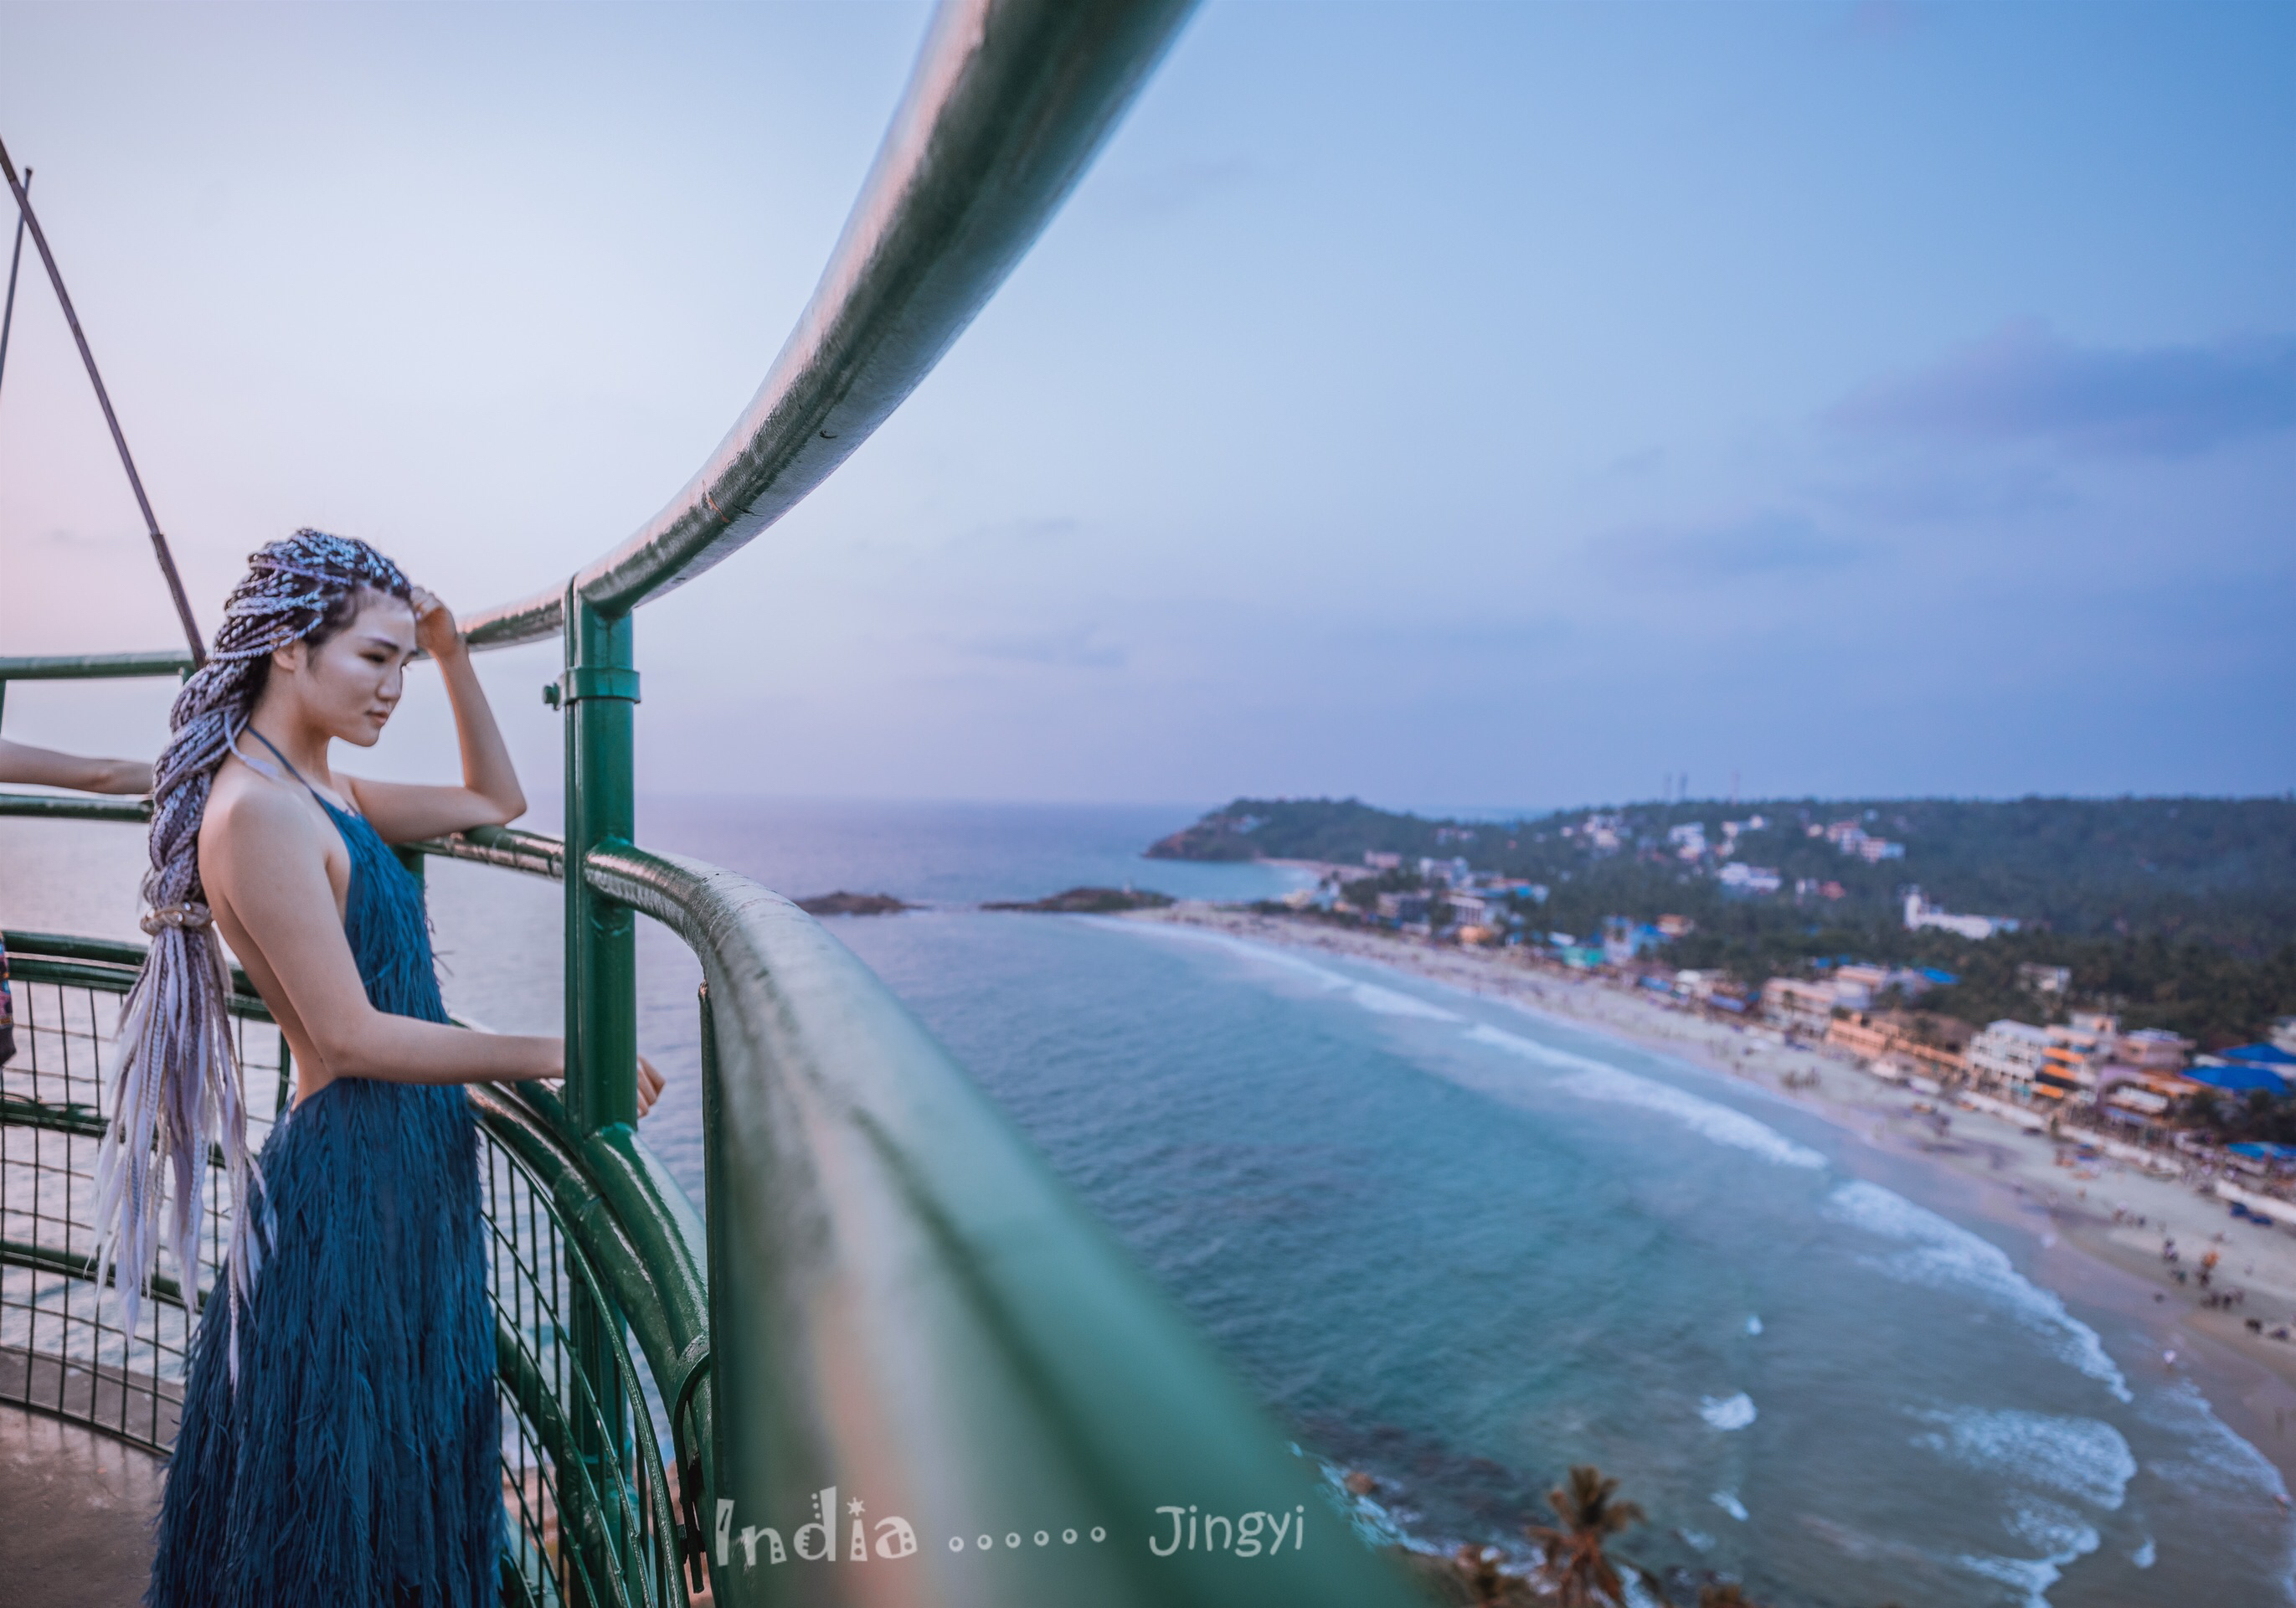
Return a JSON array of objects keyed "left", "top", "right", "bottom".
[{"left": 274, "top": 590, "right": 418, "bottom": 747}]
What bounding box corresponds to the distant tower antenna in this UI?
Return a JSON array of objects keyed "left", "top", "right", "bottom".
[{"left": 0, "top": 135, "right": 206, "bottom": 666}]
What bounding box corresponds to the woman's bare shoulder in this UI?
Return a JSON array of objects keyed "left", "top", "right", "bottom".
[{"left": 203, "top": 760, "right": 325, "bottom": 856}]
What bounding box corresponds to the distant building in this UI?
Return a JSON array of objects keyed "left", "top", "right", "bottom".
[
  {"left": 2016, "top": 963, "right": 2072, "bottom": 996},
  {"left": 1418, "top": 855, "right": 1472, "bottom": 888},
  {"left": 1826, "top": 1010, "right": 1972, "bottom": 1085},
  {"left": 1969, "top": 1020, "right": 2052, "bottom": 1096},
  {"left": 1602, "top": 917, "right": 1665, "bottom": 965},
  {"left": 2116, "top": 1027, "right": 2190, "bottom": 1073},
  {"left": 2032, "top": 1012, "right": 2120, "bottom": 1103},
  {"left": 1718, "top": 863, "right": 1784, "bottom": 896},
  {"left": 1763, "top": 976, "right": 1848, "bottom": 1036},
  {"left": 1656, "top": 914, "right": 1696, "bottom": 939},
  {"left": 1573, "top": 813, "right": 1624, "bottom": 853},
  {"left": 1903, "top": 889, "right": 2019, "bottom": 941},
  {"left": 1376, "top": 892, "right": 1430, "bottom": 924},
  {"left": 1363, "top": 851, "right": 1402, "bottom": 870},
  {"left": 1448, "top": 892, "right": 1497, "bottom": 929},
  {"left": 2096, "top": 1028, "right": 2197, "bottom": 1116},
  {"left": 1833, "top": 963, "right": 1935, "bottom": 1003},
  {"left": 2273, "top": 1017, "right": 2296, "bottom": 1057}
]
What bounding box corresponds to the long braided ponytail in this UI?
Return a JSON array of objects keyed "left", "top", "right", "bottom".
[{"left": 91, "top": 529, "right": 413, "bottom": 1374}]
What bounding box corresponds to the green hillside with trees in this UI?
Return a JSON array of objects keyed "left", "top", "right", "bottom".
[{"left": 1147, "top": 796, "right": 2296, "bottom": 1047}]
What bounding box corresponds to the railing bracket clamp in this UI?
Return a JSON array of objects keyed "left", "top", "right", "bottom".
[{"left": 555, "top": 667, "right": 641, "bottom": 705}]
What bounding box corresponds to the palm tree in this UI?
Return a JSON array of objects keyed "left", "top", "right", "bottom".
[
  {"left": 1524, "top": 1465, "right": 1645, "bottom": 1607},
  {"left": 1452, "top": 1543, "right": 1510, "bottom": 1606}
]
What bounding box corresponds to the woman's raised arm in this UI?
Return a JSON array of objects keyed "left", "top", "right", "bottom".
[{"left": 347, "top": 588, "right": 528, "bottom": 844}]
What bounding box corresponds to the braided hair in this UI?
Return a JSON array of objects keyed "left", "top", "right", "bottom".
[{"left": 92, "top": 528, "right": 412, "bottom": 1374}]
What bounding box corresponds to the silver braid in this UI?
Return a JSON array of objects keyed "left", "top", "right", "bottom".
[{"left": 90, "top": 529, "right": 411, "bottom": 1379}]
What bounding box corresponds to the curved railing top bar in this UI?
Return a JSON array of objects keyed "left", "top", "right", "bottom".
[{"left": 461, "top": 0, "right": 1197, "bottom": 649}]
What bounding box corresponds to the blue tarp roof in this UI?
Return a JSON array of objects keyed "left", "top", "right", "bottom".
[
  {"left": 2188, "top": 1064, "right": 2292, "bottom": 1096},
  {"left": 2228, "top": 1142, "right": 2296, "bottom": 1162},
  {"left": 2225, "top": 1044, "right": 2296, "bottom": 1066},
  {"left": 1919, "top": 967, "right": 1960, "bottom": 986}
]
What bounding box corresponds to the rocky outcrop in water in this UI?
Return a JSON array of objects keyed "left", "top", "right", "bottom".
[
  {"left": 982, "top": 886, "right": 1174, "bottom": 914},
  {"left": 795, "top": 891, "right": 910, "bottom": 916}
]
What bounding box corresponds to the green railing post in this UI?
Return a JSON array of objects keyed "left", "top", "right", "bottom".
[
  {"left": 559, "top": 581, "right": 641, "bottom": 1599},
  {"left": 561, "top": 582, "right": 640, "bottom": 1136}
]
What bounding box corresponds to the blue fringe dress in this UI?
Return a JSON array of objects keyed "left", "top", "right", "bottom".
[{"left": 150, "top": 791, "right": 501, "bottom": 1606}]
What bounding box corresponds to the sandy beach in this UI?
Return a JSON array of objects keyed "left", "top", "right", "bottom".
[{"left": 1125, "top": 900, "right": 2296, "bottom": 1492}]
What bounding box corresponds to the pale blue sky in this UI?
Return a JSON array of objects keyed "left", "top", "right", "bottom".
[{"left": 2, "top": 1, "right": 2290, "bottom": 811}]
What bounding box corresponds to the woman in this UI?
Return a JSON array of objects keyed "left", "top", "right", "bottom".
[
  {"left": 0, "top": 738, "right": 152, "bottom": 1064},
  {"left": 90, "top": 530, "right": 659, "bottom": 1606}
]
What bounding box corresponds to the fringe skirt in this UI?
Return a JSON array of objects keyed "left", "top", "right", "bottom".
[{"left": 148, "top": 1077, "right": 500, "bottom": 1607}]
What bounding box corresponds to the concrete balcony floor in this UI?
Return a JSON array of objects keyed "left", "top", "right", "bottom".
[{"left": 0, "top": 1404, "right": 162, "bottom": 1606}]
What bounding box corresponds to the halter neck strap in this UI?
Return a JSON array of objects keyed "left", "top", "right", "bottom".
[
  {"left": 245, "top": 728, "right": 355, "bottom": 816},
  {"left": 245, "top": 727, "right": 316, "bottom": 788}
]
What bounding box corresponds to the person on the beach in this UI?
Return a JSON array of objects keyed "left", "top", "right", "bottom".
[
  {"left": 0, "top": 736, "right": 155, "bottom": 1065},
  {"left": 89, "top": 531, "right": 662, "bottom": 1605}
]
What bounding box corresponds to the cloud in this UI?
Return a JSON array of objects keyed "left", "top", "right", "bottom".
[
  {"left": 1593, "top": 512, "right": 1860, "bottom": 584},
  {"left": 1832, "top": 322, "right": 2296, "bottom": 457}
]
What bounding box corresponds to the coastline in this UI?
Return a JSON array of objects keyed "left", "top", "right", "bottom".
[{"left": 1122, "top": 900, "right": 2296, "bottom": 1493}]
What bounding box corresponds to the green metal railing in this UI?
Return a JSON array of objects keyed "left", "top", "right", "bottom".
[
  {"left": 0, "top": 928, "right": 702, "bottom": 1608},
  {"left": 1, "top": 2, "right": 1424, "bottom": 1603}
]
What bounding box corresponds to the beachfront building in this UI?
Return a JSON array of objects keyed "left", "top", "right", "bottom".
[
  {"left": 1969, "top": 1020, "right": 2051, "bottom": 1098},
  {"left": 1673, "top": 969, "right": 1732, "bottom": 1003},
  {"left": 2033, "top": 1012, "right": 2120, "bottom": 1102},
  {"left": 2094, "top": 1026, "right": 2200, "bottom": 1118},
  {"left": 2118, "top": 1027, "right": 2192, "bottom": 1074},
  {"left": 1448, "top": 892, "right": 1499, "bottom": 930},
  {"left": 1826, "top": 1011, "right": 1973, "bottom": 1085},
  {"left": 1376, "top": 892, "right": 1430, "bottom": 925},
  {"left": 1762, "top": 976, "right": 1844, "bottom": 1036}
]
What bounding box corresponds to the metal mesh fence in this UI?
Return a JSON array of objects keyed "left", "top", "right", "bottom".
[{"left": 0, "top": 946, "right": 688, "bottom": 1607}]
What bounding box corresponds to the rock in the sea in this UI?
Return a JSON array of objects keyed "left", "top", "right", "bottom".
[
  {"left": 982, "top": 886, "right": 1175, "bottom": 914},
  {"left": 795, "top": 891, "right": 910, "bottom": 916}
]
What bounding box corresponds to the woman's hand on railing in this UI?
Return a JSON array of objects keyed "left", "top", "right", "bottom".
[{"left": 637, "top": 1054, "right": 664, "bottom": 1119}]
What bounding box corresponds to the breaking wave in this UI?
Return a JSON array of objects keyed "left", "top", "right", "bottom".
[
  {"left": 1825, "top": 1181, "right": 2130, "bottom": 1401},
  {"left": 1466, "top": 1024, "right": 1827, "bottom": 1169}
]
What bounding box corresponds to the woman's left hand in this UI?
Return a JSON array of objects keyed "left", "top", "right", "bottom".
[
  {"left": 637, "top": 1054, "right": 665, "bottom": 1119},
  {"left": 409, "top": 586, "right": 466, "bottom": 662}
]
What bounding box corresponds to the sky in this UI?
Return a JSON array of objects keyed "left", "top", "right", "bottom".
[{"left": 1, "top": 0, "right": 2291, "bottom": 814}]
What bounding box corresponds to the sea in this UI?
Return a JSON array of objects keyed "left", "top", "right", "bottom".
[{"left": 5, "top": 796, "right": 2291, "bottom": 1607}]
